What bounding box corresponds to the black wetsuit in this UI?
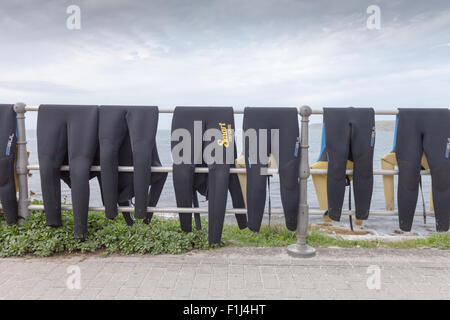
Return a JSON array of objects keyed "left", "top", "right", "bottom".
[
  {"left": 395, "top": 108, "right": 450, "bottom": 232},
  {"left": 323, "top": 107, "right": 375, "bottom": 221},
  {"left": 37, "top": 105, "right": 99, "bottom": 239},
  {"left": 171, "top": 107, "right": 247, "bottom": 244},
  {"left": 243, "top": 107, "right": 300, "bottom": 232},
  {"left": 0, "top": 104, "right": 18, "bottom": 225},
  {"left": 98, "top": 105, "right": 167, "bottom": 222}
]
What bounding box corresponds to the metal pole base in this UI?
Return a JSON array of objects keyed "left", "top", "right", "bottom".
[{"left": 287, "top": 243, "right": 316, "bottom": 258}]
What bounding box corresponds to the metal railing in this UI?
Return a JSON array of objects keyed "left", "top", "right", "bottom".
[{"left": 12, "top": 103, "right": 431, "bottom": 259}]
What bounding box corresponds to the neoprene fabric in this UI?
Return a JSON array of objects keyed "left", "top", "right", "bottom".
[
  {"left": 171, "top": 107, "right": 247, "bottom": 244},
  {"left": 323, "top": 107, "right": 375, "bottom": 221},
  {"left": 98, "top": 105, "right": 167, "bottom": 222},
  {"left": 37, "top": 105, "right": 99, "bottom": 239},
  {"left": 395, "top": 108, "right": 450, "bottom": 232},
  {"left": 243, "top": 107, "right": 300, "bottom": 232}
]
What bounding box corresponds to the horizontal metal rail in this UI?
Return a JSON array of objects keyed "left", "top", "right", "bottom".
[
  {"left": 309, "top": 209, "right": 434, "bottom": 217},
  {"left": 311, "top": 109, "right": 400, "bottom": 115},
  {"left": 24, "top": 106, "right": 249, "bottom": 114},
  {"left": 24, "top": 106, "right": 410, "bottom": 115},
  {"left": 26, "top": 164, "right": 278, "bottom": 174},
  {"left": 27, "top": 204, "right": 273, "bottom": 215},
  {"left": 26, "top": 164, "right": 431, "bottom": 176},
  {"left": 25, "top": 204, "right": 434, "bottom": 217},
  {"left": 311, "top": 169, "right": 430, "bottom": 175}
]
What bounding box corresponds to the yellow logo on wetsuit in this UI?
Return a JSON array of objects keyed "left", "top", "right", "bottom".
[{"left": 218, "top": 123, "right": 232, "bottom": 147}]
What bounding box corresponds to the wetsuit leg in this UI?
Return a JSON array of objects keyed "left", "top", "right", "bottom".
[
  {"left": 276, "top": 109, "right": 300, "bottom": 230},
  {"left": 0, "top": 105, "right": 18, "bottom": 225},
  {"left": 126, "top": 106, "right": 159, "bottom": 219},
  {"left": 191, "top": 190, "right": 202, "bottom": 230},
  {"left": 171, "top": 108, "right": 204, "bottom": 232},
  {"left": 228, "top": 171, "right": 248, "bottom": 229},
  {"left": 99, "top": 106, "right": 128, "bottom": 220},
  {"left": 243, "top": 109, "right": 268, "bottom": 232},
  {"left": 117, "top": 132, "right": 135, "bottom": 224},
  {"left": 37, "top": 107, "right": 69, "bottom": 228},
  {"left": 66, "top": 106, "right": 99, "bottom": 239},
  {"left": 350, "top": 108, "right": 375, "bottom": 220},
  {"left": 421, "top": 110, "right": 450, "bottom": 232},
  {"left": 207, "top": 163, "right": 230, "bottom": 243},
  {"left": 119, "top": 200, "right": 134, "bottom": 226},
  {"left": 173, "top": 164, "right": 196, "bottom": 232},
  {"left": 244, "top": 161, "right": 269, "bottom": 231},
  {"left": 323, "top": 108, "right": 351, "bottom": 221},
  {"left": 203, "top": 107, "right": 236, "bottom": 243},
  {"left": 96, "top": 132, "right": 134, "bottom": 225},
  {"left": 395, "top": 110, "right": 425, "bottom": 231}
]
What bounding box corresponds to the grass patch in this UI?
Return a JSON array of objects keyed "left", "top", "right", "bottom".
[
  {"left": 222, "top": 224, "right": 297, "bottom": 247},
  {"left": 223, "top": 224, "right": 449, "bottom": 250},
  {"left": 381, "top": 233, "right": 450, "bottom": 250},
  {"left": 0, "top": 208, "right": 448, "bottom": 257},
  {"left": 223, "top": 224, "right": 450, "bottom": 250}
]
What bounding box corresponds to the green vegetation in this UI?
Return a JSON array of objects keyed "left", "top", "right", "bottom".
[
  {"left": 0, "top": 209, "right": 448, "bottom": 257},
  {"left": 223, "top": 224, "right": 450, "bottom": 250},
  {"left": 0, "top": 210, "right": 211, "bottom": 257},
  {"left": 222, "top": 223, "right": 297, "bottom": 247}
]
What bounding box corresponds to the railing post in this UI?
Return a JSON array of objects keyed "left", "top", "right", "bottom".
[
  {"left": 13, "top": 102, "right": 30, "bottom": 219},
  {"left": 287, "top": 105, "right": 316, "bottom": 258}
]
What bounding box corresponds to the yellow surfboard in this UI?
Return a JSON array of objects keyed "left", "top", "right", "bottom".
[
  {"left": 381, "top": 152, "right": 433, "bottom": 211},
  {"left": 311, "top": 160, "right": 363, "bottom": 225}
]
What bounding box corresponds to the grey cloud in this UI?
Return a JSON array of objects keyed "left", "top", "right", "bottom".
[
  {"left": 2, "top": 0, "right": 448, "bottom": 47},
  {"left": 0, "top": 80, "right": 92, "bottom": 94},
  {"left": 0, "top": 0, "right": 449, "bottom": 129}
]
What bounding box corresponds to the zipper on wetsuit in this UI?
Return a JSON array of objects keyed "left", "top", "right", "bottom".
[
  {"left": 445, "top": 138, "right": 450, "bottom": 159},
  {"left": 5, "top": 133, "right": 14, "bottom": 156},
  {"left": 370, "top": 126, "right": 376, "bottom": 147},
  {"left": 294, "top": 137, "right": 300, "bottom": 157}
]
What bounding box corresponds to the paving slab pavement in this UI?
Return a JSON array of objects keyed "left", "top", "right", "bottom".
[{"left": 0, "top": 247, "right": 449, "bottom": 300}]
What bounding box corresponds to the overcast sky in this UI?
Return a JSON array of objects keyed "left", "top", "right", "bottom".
[{"left": 1, "top": 0, "right": 449, "bottom": 128}]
